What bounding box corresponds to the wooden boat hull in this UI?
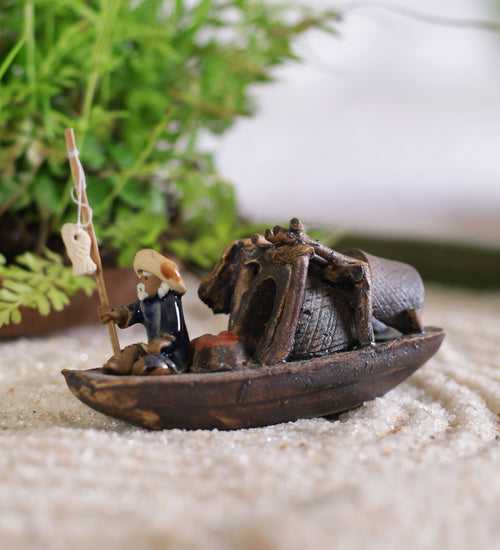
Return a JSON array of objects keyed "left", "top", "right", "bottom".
[{"left": 62, "top": 327, "right": 444, "bottom": 430}]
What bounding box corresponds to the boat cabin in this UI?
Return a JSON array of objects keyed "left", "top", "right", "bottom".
[{"left": 198, "top": 220, "right": 360, "bottom": 366}]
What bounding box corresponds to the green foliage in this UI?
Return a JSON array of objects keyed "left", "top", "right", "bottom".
[
  {"left": 0, "top": 0, "right": 339, "bottom": 271},
  {"left": 167, "top": 165, "right": 239, "bottom": 268},
  {"left": 0, "top": 250, "right": 95, "bottom": 327},
  {"left": 101, "top": 209, "right": 167, "bottom": 267}
]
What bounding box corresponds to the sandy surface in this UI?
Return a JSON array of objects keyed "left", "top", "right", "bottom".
[{"left": 0, "top": 283, "right": 499, "bottom": 550}]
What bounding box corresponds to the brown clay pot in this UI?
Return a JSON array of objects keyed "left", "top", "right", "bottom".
[{"left": 0, "top": 268, "right": 137, "bottom": 340}]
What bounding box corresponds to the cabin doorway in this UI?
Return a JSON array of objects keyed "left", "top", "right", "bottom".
[{"left": 239, "top": 278, "right": 276, "bottom": 356}]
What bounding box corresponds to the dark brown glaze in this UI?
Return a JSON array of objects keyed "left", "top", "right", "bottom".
[{"left": 62, "top": 327, "right": 445, "bottom": 431}]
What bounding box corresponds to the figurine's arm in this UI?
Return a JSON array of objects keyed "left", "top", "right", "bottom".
[
  {"left": 122, "top": 301, "right": 144, "bottom": 328},
  {"left": 98, "top": 301, "right": 143, "bottom": 329}
]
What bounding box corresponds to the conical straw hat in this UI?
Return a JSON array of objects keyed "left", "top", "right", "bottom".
[{"left": 133, "top": 249, "right": 187, "bottom": 295}]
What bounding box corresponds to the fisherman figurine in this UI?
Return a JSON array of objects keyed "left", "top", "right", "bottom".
[{"left": 98, "top": 249, "right": 191, "bottom": 375}]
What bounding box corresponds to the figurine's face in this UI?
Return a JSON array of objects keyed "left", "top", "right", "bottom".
[{"left": 137, "top": 272, "right": 162, "bottom": 299}]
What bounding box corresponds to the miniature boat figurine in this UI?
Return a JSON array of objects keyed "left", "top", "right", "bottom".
[{"left": 62, "top": 217, "right": 445, "bottom": 430}]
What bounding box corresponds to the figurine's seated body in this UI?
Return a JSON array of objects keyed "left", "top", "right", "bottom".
[{"left": 99, "top": 249, "right": 191, "bottom": 375}]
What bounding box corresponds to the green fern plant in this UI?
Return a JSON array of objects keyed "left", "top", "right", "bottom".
[
  {"left": 0, "top": 250, "right": 95, "bottom": 327},
  {"left": 0, "top": 0, "right": 340, "bottom": 325},
  {"left": 0, "top": 1, "right": 340, "bottom": 264}
]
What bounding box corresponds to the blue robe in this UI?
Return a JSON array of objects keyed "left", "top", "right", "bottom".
[{"left": 124, "top": 291, "right": 191, "bottom": 370}]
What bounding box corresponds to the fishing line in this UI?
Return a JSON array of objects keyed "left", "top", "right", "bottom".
[
  {"left": 68, "top": 148, "right": 93, "bottom": 229},
  {"left": 61, "top": 148, "right": 97, "bottom": 276}
]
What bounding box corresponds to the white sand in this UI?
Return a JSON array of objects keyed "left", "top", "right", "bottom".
[{"left": 1, "top": 283, "right": 499, "bottom": 550}]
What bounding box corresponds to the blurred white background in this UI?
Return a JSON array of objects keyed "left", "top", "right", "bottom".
[{"left": 215, "top": 0, "right": 500, "bottom": 245}]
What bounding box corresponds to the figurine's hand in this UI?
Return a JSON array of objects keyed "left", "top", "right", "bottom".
[
  {"left": 98, "top": 305, "right": 125, "bottom": 325},
  {"left": 146, "top": 334, "right": 176, "bottom": 355}
]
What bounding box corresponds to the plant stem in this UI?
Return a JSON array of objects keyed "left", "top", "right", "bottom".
[
  {"left": 35, "top": 214, "right": 51, "bottom": 255},
  {"left": 24, "top": 0, "right": 36, "bottom": 112},
  {"left": 0, "top": 37, "right": 26, "bottom": 81},
  {"left": 95, "top": 113, "right": 171, "bottom": 213},
  {"left": 81, "top": 0, "right": 122, "bottom": 141}
]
